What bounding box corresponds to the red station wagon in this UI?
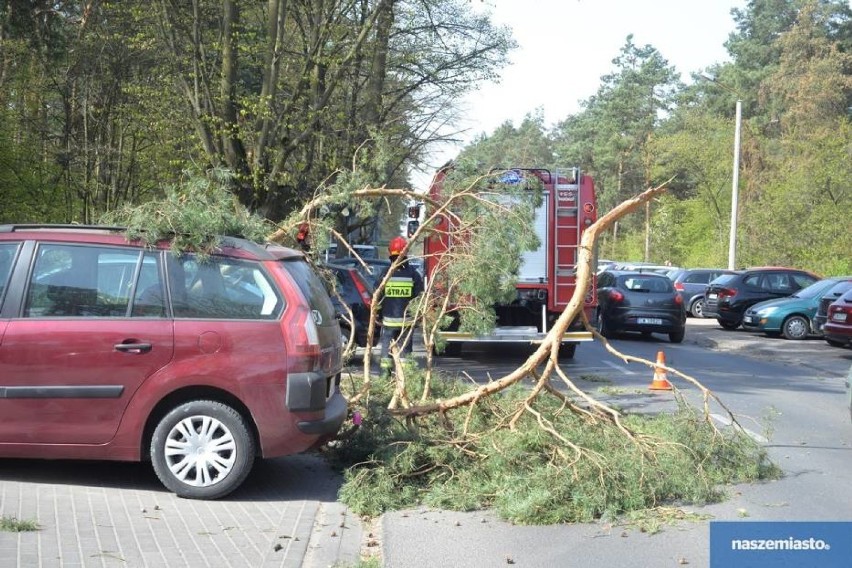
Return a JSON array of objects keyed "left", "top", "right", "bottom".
[{"left": 0, "top": 225, "right": 345, "bottom": 499}]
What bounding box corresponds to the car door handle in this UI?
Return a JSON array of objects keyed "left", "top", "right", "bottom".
[{"left": 114, "top": 342, "right": 153, "bottom": 354}]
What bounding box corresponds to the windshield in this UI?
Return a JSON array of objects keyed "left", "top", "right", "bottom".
[{"left": 794, "top": 279, "right": 839, "bottom": 300}]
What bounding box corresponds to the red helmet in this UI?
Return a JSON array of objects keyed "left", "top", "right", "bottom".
[{"left": 388, "top": 236, "right": 407, "bottom": 256}]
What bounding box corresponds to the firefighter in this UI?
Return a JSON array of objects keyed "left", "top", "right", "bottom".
[
  {"left": 295, "top": 222, "right": 310, "bottom": 251},
  {"left": 377, "top": 236, "right": 424, "bottom": 372}
]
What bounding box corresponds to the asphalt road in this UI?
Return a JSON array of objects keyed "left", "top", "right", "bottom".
[{"left": 380, "top": 319, "right": 852, "bottom": 567}]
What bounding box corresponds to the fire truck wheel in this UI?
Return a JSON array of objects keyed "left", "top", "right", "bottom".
[
  {"left": 559, "top": 343, "right": 577, "bottom": 359},
  {"left": 443, "top": 342, "right": 462, "bottom": 356}
]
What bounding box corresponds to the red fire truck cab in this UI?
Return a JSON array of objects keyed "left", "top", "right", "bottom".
[{"left": 423, "top": 165, "right": 598, "bottom": 358}]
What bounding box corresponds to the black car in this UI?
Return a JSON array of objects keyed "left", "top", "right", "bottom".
[
  {"left": 322, "top": 262, "right": 378, "bottom": 347},
  {"left": 814, "top": 280, "right": 852, "bottom": 335},
  {"left": 667, "top": 268, "right": 736, "bottom": 318},
  {"left": 596, "top": 270, "right": 686, "bottom": 343},
  {"left": 327, "top": 256, "right": 392, "bottom": 288},
  {"left": 703, "top": 267, "right": 820, "bottom": 330}
]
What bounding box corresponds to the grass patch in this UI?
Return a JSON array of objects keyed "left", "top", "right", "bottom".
[
  {"left": 0, "top": 516, "right": 40, "bottom": 532},
  {"left": 579, "top": 374, "right": 612, "bottom": 384},
  {"left": 598, "top": 386, "right": 644, "bottom": 396},
  {"left": 329, "top": 373, "right": 781, "bottom": 525}
]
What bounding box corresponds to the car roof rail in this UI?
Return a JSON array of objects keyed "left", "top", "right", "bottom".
[{"left": 0, "top": 223, "right": 127, "bottom": 233}]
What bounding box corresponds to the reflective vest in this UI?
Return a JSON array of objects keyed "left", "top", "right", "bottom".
[{"left": 378, "top": 261, "right": 423, "bottom": 328}]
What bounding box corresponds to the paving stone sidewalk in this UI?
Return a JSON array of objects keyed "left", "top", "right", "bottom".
[{"left": 0, "top": 454, "right": 362, "bottom": 568}]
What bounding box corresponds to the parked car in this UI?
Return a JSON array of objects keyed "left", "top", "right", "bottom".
[
  {"left": 814, "top": 280, "right": 852, "bottom": 335},
  {"left": 703, "top": 267, "right": 820, "bottom": 330},
  {"left": 328, "top": 256, "right": 392, "bottom": 288},
  {"left": 0, "top": 224, "right": 345, "bottom": 499},
  {"left": 823, "top": 288, "right": 852, "bottom": 348},
  {"left": 613, "top": 262, "right": 678, "bottom": 274},
  {"left": 741, "top": 277, "right": 852, "bottom": 340},
  {"left": 595, "top": 270, "right": 686, "bottom": 343},
  {"left": 667, "top": 268, "right": 736, "bottom": 318},
  {"left": 322, "top": 243, "right": 379, "bottom": 261},
  {"left": 322, "top": 262, "right": 378, "bottom": 347}
]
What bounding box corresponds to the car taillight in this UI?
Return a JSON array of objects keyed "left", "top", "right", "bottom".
[
  {"left": 674, "top": 294, "right": 683, "bottom": 305},
  {"left": 286, "top": 306, "right": 321, "bottom": 373},
  {"left": 351, "top": 270, "right": 372, "bottom": 306},
  {"left": 674, "top": 282, "right": 685, "bottom": 291},
  {"left": 718, "top": 287, "right": 737, "bottom": 299},
  {"left": 609, "top": 290, "right": 624, "bottom": 302}
]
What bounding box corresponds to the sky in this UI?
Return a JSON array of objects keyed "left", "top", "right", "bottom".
[{"left": 414, "top": 0, "right": 746, "bottom": 189}]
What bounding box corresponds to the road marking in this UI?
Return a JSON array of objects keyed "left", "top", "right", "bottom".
[
  {"left": 710, "top": 413, "right": 769, "bottom": 443},
  {"left": 603, "top": 360, "right": 635, "bottom": 375}
]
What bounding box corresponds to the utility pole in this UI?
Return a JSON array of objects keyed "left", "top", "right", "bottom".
[
  {"left": 729, "top": 99, "right": 742, "bottom": 270},
  {"left": 701, "top": 74, "right": 742, "bottom": 270}
]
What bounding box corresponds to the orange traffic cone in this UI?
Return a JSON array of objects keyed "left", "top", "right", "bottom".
[{"left": 649, "top": 350, "right": 673, "bottom": 391}]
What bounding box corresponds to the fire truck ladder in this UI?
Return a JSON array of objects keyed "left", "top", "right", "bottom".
[{"left": 553, "top": 169, "right": 581, "bottom": 308}]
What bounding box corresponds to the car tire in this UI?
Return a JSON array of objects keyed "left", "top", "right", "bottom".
[
  {"left": 669, "top": 329, "right": 685, "bottom": 343},
  {"left": 781, "top": 315, "right": 810, "bottom": 340},
  {"left": 718, "top": 319, "right": 739, "bottom": 330},
  {"left": 340, "top": 324, "right": 352, "bottom": 349},
  {"left": 690, "top": 298, "right": 705, "bottom": 318},
  {"left": 151, "top": 400, "right": 255, "bottom": 500}
]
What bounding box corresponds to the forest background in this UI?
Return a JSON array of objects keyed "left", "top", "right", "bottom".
[{"left": 1, "top": 0, "right": 849, "bottom": 275}]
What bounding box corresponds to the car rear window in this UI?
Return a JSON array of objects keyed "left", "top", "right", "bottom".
[
  {"left": 281, "top": 259, "right": 337, "bottom": 324},
  {"left": 824, "top": 281, "right": 852, "bottom": 298},
  {"left": 711, "top": 274, "right": 738, "bottom": 286},
  {"left": 620, "top": 275, "right": 673, "bottom": 293}
]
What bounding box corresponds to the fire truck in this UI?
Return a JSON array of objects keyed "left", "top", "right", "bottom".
[{"left": 423, "top": 164, "right": 598, "bottom": 358}]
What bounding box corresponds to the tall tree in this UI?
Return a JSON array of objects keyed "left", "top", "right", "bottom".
[{"left": 553, "top": 36, "right": 680, "bottom": 260}]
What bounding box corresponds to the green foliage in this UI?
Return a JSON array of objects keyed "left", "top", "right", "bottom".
[
  {"left": 0, "top": 516, "right": 40, "bottom": 532},
  {"left": 456, "top": 111, "right": 555, "bottom": 168},
  {"left": 99, "top": 169, "right": 272, "bottom": 254},
  {"left": 423, "top": 163, "right": 542, "bottom": 336},
  {"left": 330, "top": 374, "right": 780, "bottom": 524}
]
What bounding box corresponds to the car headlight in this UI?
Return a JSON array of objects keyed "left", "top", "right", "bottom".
[{"left": 756, "top": 306, "right": 778, "bottom": 316}]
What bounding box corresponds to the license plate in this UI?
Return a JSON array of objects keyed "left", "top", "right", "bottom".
[
  {"left": 638, "top": 318, "right": 663, "bottom": 325},
  {"left": 708, "top": 293, "right": 718, "bottom": 299},
  {"left": 831, "top": 313, "right": 847, "bottom": 322},
  {"left": 743, "top": 316, "right": 754, "bottom": 324}
]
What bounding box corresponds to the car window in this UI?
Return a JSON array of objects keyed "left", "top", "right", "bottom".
[
  {"left": 794, "top": 279, "right": 836, "bottom": 300},
  {"left": 167, "top": 254, "right": 282, "bottom": 320},
  {"left": 685, "top": 272, "right": 710, "bottom": 285},
  {"left": 25, "top": 244, "right": 142, "bottom": 317},
  {"left": 0, "top": 243, "right": 19, "bottom": 304},
  {"left": 131, "top": 253, "right": 167, "bottom": 317},
  {"left": 791, "top": 273, "right": 817, "bottom": 290},
  {"left": 743, "top": 274, "right": 763, "bottom": 288},
  {"left": 621, "top": 276, "right": 672, "bottom": 293},
  {"left": 823, "top": 281, "right": 852, "bottom": 299},
  {"left": 713, "top": 274, "right": 738, "bottom": 286}
]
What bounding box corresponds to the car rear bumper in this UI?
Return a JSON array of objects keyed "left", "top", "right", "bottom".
[
  {"left": 606, "top": 310, "right": 685, "bottom": 334},
  {"left": 296, "top": 390, "right": 347, "bottom": 435},
  {"left": 823, "top": 322, "right": 852, "bottom": 345},
  {"left": 287, "top": 372, "right": 348, "bottom": 436}
]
